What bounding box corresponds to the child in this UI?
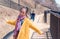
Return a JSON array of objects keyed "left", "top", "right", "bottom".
[{"left": 7, "top": 7, "right": 43, "bottom": 39}]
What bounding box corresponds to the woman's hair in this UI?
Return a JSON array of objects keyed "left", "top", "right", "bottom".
[{"left": 20, "top": 7, "right": 29, "bottom": 13}]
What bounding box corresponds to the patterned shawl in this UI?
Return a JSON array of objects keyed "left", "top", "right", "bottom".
[{"left": 14, "top": 15, "right": 26, "bottom": 36}]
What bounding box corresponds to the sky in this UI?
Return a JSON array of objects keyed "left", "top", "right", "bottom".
[{"left": 55, "top": 0, "right": 60, "bottom": 5}]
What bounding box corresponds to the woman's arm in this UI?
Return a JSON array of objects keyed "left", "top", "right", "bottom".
[
  {"left": 6, "top": 20, "right": 16, "bottom": 26},
  {"left": 28, "top": 19, "right": 43, "bottom": 35},
  {"left": 6, "top": 15, "right": 20, "bottom": 26}
]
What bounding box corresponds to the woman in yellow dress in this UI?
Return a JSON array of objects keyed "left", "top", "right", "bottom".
[{"left": 7, "top": 7, "right": 43, "bottom": 39}]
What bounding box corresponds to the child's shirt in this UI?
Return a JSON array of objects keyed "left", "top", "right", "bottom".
[{"left": 17, "top": 19, "right": 24, "bottom": 31}]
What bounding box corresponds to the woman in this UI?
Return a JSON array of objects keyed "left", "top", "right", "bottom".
[
  {"left": 7, "top": 7, "right": 43, "bottom": 39},
  {"left": 13, "top": 7, "right": 29, "bottom": 39}
]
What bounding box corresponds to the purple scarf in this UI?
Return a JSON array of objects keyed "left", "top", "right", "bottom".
[{"left": 14, "top": 16, "right": 26, "bottom": 36}]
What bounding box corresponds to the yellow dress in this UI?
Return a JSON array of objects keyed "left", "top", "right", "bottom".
[{"left": 7, "top": 17, "right": 43, "bottom": 39}]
